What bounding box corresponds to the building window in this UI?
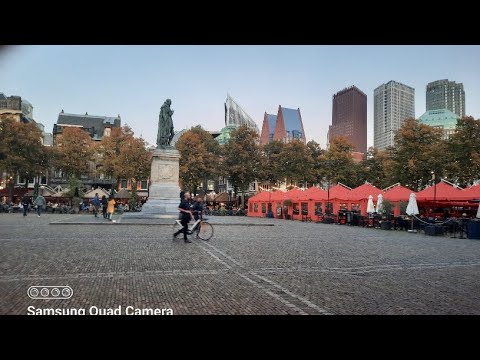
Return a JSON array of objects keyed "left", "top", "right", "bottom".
[
  {"left": 120, "top": 179, "right": 128, "bottom": 189},
  {"left": 140, "top": 180, "right": 148, "bottom": 190}
]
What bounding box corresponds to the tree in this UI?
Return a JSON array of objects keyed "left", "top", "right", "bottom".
[
  {"left": 99, "top": 125, "right": 151, "bottom": 195},
  {"left": 100, "top": 125, "right": 135, "bottom": 188},
  {"left": 257, "top": 140, "right": 285, "bottom": 186},
  {"left": 53, "top": 127, "right": 94, "bottom": 179},
  {"left": 176, "top": 126, "right": 220, "bottom": 195},
  {"left": 221, "top": 125, "right": 261, "bottom": 203},
  {"left": 445, "top": 116, "right": 480, "bottom": 186},
  {"left": 0, "top": 119, "right": 49, "bottom": 202},
  {"left": 278, "top": 140, "right": 314, "bottom": 187},
  {"left": 356, "top": 147, "right": 391, "bottom": 189},
  {"left": 389, "top": 118, "right": 446, "bottom": 190},
  {"left": 306, "top": 140, "right": 326, "bottom": 185},
  {"left": 321, "top": 136, "right": 357, "bottom": 188}
]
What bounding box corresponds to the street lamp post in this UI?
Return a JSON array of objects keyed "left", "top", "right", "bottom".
[{"left": 431, "top": 171, "right": 436, "bottom": 218}]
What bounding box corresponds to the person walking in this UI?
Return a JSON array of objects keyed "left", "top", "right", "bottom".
[
  {"left": 21, "top": 194, "right": 31, "bottom": 217},
  {"left": 107, "top": 196, "right": 116, "bottom": 221},
  {"left": 91, "top": 193, "right": 100, "bottom": 218},
  {"left": 34, "top": 193, "right": 46, "bottom": 217},
  {"left": 173, "top": 191, "right": 193, "bottom": 243},
  {"left": 101, "top": 195, "right": 108, "bottom": 219}
]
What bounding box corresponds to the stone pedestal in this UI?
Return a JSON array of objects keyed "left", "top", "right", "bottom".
[{"left": 137, "top": 148, "right": 180, "bottom": 217}]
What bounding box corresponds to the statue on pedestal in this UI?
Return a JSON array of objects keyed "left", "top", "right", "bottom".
[{"left": 156, "top": 99, "right": 175, "bottom": 148}]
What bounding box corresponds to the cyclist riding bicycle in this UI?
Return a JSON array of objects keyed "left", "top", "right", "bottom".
[
  {"left": 173, "top": 191, "right": 193, "bottom": 243},
  {"left": 192, "top": 195, "right": 203, "bottom": 221}
]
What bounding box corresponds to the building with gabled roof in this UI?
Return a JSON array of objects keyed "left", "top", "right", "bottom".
[
  {"left": 272, "top": 106, "right": 306, "bottom": 144},
  {"left": 53, "top": 110, "right": 121, "bottom": 144},
  {"left": 260, "top": 113, "right": 278, "bottom": 145}
]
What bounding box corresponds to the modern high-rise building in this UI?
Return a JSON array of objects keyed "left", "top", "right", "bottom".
[
  {"left": 418, "top": 109, "right": 459, "bottom": 140},
  {"left": 374, "top": 80, "right": 415, "bottom": 150},
  {"left": 329, "top": 85, "right": 367, "bottom": 153},
  {"left": 426, "top": 79, "right": 465, "bottom": 118},
  {"left": 272, "top": 106, "right": 306, "bottom": 144},
  {"left": 259, "top": 113, "right": 277, "bottom": 145}
]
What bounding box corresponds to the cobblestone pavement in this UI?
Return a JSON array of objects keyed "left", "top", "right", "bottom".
[{"left": 1, "top": 213, "right": 479, "bottom": 315}]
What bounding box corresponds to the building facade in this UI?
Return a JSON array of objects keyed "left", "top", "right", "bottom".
[
  {"left": 374, "top": 80, "right": 415, "bottom": 150},
  {"left": 426, "top": 79, "right": 465, "bottom": 118},
  {"left": 50, "top": 111, "right": 122, "bottom": 190},
  {"left": 272, "top": 106, "right": 306, "bottom": 144},
  {"left": 53, "top": 110, "right": 121, "bottom": 145},
  {"left": 418, "top": 109, "right": 459, "bottom": 139},
  {"left": 260, "top": 113, "right": 278, "bottom": 145},
  {"left": 0, "top": 93, "right": 33, "bottom": 123},
  {"left": 329, "top": 85, "right": 367, "bottom": 153}
]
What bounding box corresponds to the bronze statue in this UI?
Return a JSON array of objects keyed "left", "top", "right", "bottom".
[{"left": 156, "top": 99, "right": 174, "bottom": 148}]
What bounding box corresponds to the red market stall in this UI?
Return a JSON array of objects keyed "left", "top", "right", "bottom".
[
  {"left": 286, "top": 188, "right": 310, "bottom": 221},
  {"left": 457, "top": 184, "right": 480, "bottom": 202},
  {"left": 326, "top": 184, "right": 352, "bottom": 216},
  {"left": 345, "top": 183, "right": 383, "bottom": 215},
  {"left": 305, "top": 187, "right": 328, "bottom": 220},
  {"left": 416, "top": 181, "right": 466, "bottom": 202},
  {"left": 247, "top": 191, "right": 271, "bottom": 217},
  {"left": 383, "top": 184, "right": 414, "bottom": 216},
  {"left": 270, "top": 190, "right": 287, "bottom": 218},
  {"left": 415, "top": 180, "right": 472, "bottom": 216}
]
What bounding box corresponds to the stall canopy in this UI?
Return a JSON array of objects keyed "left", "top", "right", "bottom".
[
  {"left": 327, "top": 184, "right": 351, "bottom": 200},
  {"left": 114, "top": 189, "right": 131, "bottom": 199},
  {"left": 251, "top": 191, "right": 271, "bottom": 202},
  {"left": 383, "top": 184, "right": 413, "bottom": 202},
  {"left": 457, "top": 184, "right": 480, "bottom": 201},
  {"left": 83, "top": 188, "right": 110, "bottom": 199},
  {"left": 286, "top": 188, "right": 309, "bottom": 201},
  {"left": 270, "top": 190, "right": 287, "bottom": 202},
  {"left": 346, "top": 183, "right": 383, "bottom": 201},
  {"left": 304, "top": 186, "right": 328, "bottom": 201},
  {"left": 415, "top": 181, "right": 465, "bottom": 201},
  {"left": 214, "top": 192, "right": 232, "bottom": 203}
]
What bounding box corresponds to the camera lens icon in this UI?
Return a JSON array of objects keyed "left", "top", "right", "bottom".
[
  {"left": 29, "top": 287, "right": 39, "bottom": 298},
  {"left": 28, "top": 286, "right": 73, "bottom": 299},
  {"left": 61, "top": 287, "right": 71, "bottom": 297}
]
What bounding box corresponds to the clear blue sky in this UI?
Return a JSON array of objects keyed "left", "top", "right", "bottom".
[{"left": 1, "top": 45, "right": 479, "bottom": 148}]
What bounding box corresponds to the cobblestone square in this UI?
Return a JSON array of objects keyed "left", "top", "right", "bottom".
[{"left": 1, "top": 214, "right": 479, "bottom": 315}]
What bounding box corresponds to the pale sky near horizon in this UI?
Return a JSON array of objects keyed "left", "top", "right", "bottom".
[{"left": 1, "top": 45, "right": 479, "bottom": 148}]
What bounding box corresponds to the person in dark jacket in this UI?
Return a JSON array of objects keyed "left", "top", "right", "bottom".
[
  {"left": 173, "top": 191, "right": 192, "bottom": 243},
  {"left": 21, "top": 195, "right": 31, "bottom": 217},
  {"left": 101, "top": 195, "right": 108, "bottom": 219},
  {"left": 192, "top": 196, "right": 203, "bottom": 221},
  {"left": 91, "top": 193, "right": 100, "bottom": 218}
]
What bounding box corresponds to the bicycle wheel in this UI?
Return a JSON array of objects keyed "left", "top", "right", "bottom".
[
  {"left": 196, "top": 221, "right": 214, "bottom": 241},
  {"left": 172, "top": 221, "right": 183, "bottom": 239}
]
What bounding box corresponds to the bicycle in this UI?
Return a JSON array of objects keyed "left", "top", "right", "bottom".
[{"left": 173, "top": 213, "right": 214, "bottom": 241}]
